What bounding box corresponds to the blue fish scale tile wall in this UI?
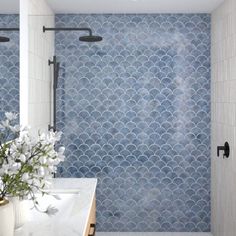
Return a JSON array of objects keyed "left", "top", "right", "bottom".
[
  {"left": 0, "top": 15, "right": 19, "bottom": 123},
  {"left": 55, "top": 14, "right": 211, "bottom": 232}
]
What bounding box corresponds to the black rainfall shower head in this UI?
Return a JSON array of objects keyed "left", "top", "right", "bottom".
[
  {"left": 0, "top": 36, "right": 10, "bottom": 42},
  {"left": 43, "top": 26, "right": 103, "bottom": 43},
  {"left": 79, "top": 35, "right": 103, "bottom": 42}
]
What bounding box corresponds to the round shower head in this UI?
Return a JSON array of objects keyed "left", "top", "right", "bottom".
[
  {"left": 0, "top": 36, "right": 10, "bottom": 42},
  {"left": 79, "top": 35, "right": 103, "bottom": 42}
]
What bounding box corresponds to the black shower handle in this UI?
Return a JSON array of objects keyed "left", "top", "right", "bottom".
[{"left": 217, "top": 142, "right": 230, "bottom": 158}]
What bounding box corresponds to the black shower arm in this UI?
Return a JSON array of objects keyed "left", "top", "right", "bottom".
[
  {"left": 0, "top": 28, "right": 19, "bottom": 31},
  {"left": 43, "top": 26, "right": 92, "bottom": 36}
]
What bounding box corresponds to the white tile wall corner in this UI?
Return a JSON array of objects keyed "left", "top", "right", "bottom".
[
  {"left": 211, "top": 0, "right": 236, "bottom": 235},
  {"left": 20, "top": 0, "right": 55, "bottom": 135},
  {"left": 28, "top": 0, "right": 54, "bottom": 16},
  {"left": 20, "top": 0, "right": 29, "bottom": 127}
]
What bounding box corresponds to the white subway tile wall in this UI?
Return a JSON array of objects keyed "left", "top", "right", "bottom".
[
  {"left": 28, "top": 0, "right": 54, "bottom": 134},
  {"left": 212, "top": 0, "right": 236, "bottom": 235}
]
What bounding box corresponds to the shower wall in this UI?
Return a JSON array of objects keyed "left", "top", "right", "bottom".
[
  {"left": 0, "top": 15, "right": 19, "bottom": 122},
  {"left": 55, "top": 14, "right": 211, "bottom": 232},
  {"left": 211, "top": 0, "right": 236, "bottom": 235}
]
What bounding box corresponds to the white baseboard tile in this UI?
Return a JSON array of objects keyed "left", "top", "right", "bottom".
[{"left": 96, "top": 232, "right": 213, "bottom": 236}]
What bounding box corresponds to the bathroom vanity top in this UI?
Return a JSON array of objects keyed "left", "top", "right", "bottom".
[{"left": 15, "top": 178, "right": 97, "bottom": 236}]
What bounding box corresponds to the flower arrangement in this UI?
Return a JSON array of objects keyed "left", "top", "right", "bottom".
[{"left": 0, "top": 113, "right": 65, "bottom": 215}]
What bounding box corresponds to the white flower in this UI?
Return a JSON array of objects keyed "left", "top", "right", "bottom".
[
  {"left": 1, "top": 120, "right": 10, "bottom": 128},
  {"left": 0, "top": 113, "right": 65, "bottom": 216},
  {"left": 20, "top": 125, "right": 30, "bottom": 135},
  {"left": 39, "top": 156, "right": 47, "bottom": 165},
  {"left": 48, "top": 131, "right": 62, "bottom": 143},
  {"left": 58, "top": 146, "right": 65, "bottom": 154},
  {"left": 48, "top": 165, "right": 56, "bottom": 172},
  {"left": 19, "top": 154, "right": 26, "bottom": 162},
  {"left": 0, "top": 168, "right": 5, "bottom": 176},
  {"left": 38, "top": 167, "right": 45, "bottom": 176},
  {"left": 39, "top": 133, "right": 46, "bottom": 140},
  {"left": 5, "top": 112, "right": 18, "bottom": 121},
  {"left": 11, "top": 163, "right": 21, "bottom": 172},
  {"left": 22, "top": 173, "right": 29, "bottom": 181},
  {"left": 9, "top": 124, "right": 21, "bottom": 133},
  {"left": 1, "top": 164, "right": 9, "bottom": 175}
]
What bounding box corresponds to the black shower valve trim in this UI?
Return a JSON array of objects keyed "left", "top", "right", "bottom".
[{"left": 217, "top": 142, "right": 230, "bottom": 158}]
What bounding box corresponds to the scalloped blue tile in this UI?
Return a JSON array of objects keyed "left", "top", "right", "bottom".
[
  {"left": 55, "top": 14, "right": 211, "bottom": 232},
  {"left": 0, "top": 15, "right": 19, "bottom": 123}
]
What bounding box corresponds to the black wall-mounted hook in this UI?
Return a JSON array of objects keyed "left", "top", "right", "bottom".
[{"left": 217, "top": 142, "right": 230, "bottom": 158}]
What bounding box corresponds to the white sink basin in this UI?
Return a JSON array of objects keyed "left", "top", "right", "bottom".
[{"left": 15, "top": 178, "right": 97, "bottom": 236}]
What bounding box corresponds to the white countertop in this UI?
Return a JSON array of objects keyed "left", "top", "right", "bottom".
[{"left": 15, "top": 178, "right": 97, "bottom": 236}]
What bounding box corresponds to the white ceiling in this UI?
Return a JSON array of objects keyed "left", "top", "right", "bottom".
[
  {"left": 0, "top": 0, "right": 19, "bottom": 13},
  {"left": 0, "top": 0, "right": 225, "bottom": 14},
  {"left": 47, "top": 0, "right": 224, "bottom": 14}
]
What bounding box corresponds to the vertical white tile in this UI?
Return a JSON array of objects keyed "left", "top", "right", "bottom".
[
  {"left": 212, "top": 0, "right": 236, "bottom": 235},
  {"left": 27, "top": 0, "right": 55, "bottom": 134}
]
